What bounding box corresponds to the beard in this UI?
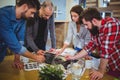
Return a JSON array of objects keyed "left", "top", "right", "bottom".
[
  {"left": 88, "top": 24, "right": 99, "bottom": 36},
  {"left": 21, "top": 10, "right": 29, "bottom": 20},
  {"left": 21, "top": 12, "right": 26, "bottom": 19}
]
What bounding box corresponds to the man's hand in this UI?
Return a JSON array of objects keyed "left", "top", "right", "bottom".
[
  {"left": 37, "top": 50, "right": 45, "bottom": 55},
  {"left": 89, "top": 58, "right": 108, "bottom": 80},
  {"left": 12, "top": 54, "right": 24, "bottom": 70},
  {"left": 84, "top": 55, "right": 92, "bottom": 60},
  {"left": 34, "top": 54, "right": 45, "bottom": 63},
  {"left": 89, "top": 68, "right": 103, "bottom": 80}
]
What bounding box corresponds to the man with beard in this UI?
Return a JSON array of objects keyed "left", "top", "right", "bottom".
[
  {"left": 0, "top": 0, "right": 45, "bottom": 66},
  {"left": 66, "top": 8, "right": 120, "bottom": 80},
  {"left": 25, "top": 0, "right": 56, "bottom": 54},
  {"left": 13, "top": 0, "right": 56, "bottom": 70}
]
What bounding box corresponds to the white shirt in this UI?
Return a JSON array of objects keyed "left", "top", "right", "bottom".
[{"left": 64, "top": 21, "right": 91, "bottom": 48}]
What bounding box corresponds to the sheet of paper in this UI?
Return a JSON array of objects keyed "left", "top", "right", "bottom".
[
  {"left": 24, "top": 62, "right": 39, "bottom": 71},
  {"left": 60, "top": 48, "right": 76, "bottom": 56},
  {"left": 85, "top": 57, "right": 100, "bottom": 70}
]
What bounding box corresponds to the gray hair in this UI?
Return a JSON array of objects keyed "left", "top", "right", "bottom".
[{"left": 41, "top": 0, "right": 54, "bottom": 11}]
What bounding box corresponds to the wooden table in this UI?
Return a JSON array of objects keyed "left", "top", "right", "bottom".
[{"left": 0, "top": 55, "right": 115, "bottom": 80}]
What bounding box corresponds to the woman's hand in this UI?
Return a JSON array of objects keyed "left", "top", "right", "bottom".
[
  {"left": 55, "top": 49, "right": 63, "bottom": 56},
  {"left": 48, "top": 48, "right": 63, "bottom": 55}
]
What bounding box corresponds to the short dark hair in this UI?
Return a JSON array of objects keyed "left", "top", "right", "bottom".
[
  {"left": 16, "top": 0, "right": 40, "bottom": 10},
  {"left": 70, "top": 5, "right": 83, "bottom": 24},
  {"left": 80, "top": 8, "right": 102, "bottom": 21},
  {"left": 105, "top": 12, "right": 112, "bottom": 17}
]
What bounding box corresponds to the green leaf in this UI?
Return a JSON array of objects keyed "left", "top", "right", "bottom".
[{"left": 39, "top": 64, "right": 65, "bottom": 80}]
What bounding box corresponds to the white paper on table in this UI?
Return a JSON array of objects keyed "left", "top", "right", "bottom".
[
  {"left": 85, "top": 57, "right": 100, "bottom": 70},
  {"left": 60, "top": 48, "right": 76, "bottom": 56},
  {"left": 85, "top": 60, "right": 92, "bottom": 69},
  {"left": 81, "top": 68, "right": 86, "bottom": 76},
  {"left": 91, "top": 57, "right": 100, "bottom": 70},
  {"left": 24, "top": 62, "right": 39, "bottom": 71}
]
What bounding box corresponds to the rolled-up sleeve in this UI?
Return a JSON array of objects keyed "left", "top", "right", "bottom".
[
  {"left": 0, "top": 10, "right": 27, "bottom": 55},
  {"left": 84, "top": 39, "right": 96, "bottom": 55},
  {"left": 19, "top": 46, "right": 27, "bottom": 54}
]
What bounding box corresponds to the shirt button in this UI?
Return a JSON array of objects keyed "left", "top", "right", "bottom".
[{"left": 113, "top": 61, "right": 116, "bottom": 63}]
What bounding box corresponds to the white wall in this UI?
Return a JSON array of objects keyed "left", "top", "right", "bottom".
[
  {"left": 66, "top": 0, "right": 79, "bottom": 21},
  {"left": 0, "top": 0, "right": 15, "bottom": 7}
]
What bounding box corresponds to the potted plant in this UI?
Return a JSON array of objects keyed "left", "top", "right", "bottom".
[{"left": 39, "top": 64, "right": 65, "bottom": 80}]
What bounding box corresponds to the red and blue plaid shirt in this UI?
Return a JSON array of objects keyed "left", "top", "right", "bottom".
[{"left": 84, "top": 17, "right": 120, "bottom": 71}]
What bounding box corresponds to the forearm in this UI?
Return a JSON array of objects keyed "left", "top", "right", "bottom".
[
  {"left": 22, "top": 50, "right": 36, "bottom": 60},
  {"left": 50, "top": 30, "right": 56, "bottom": 48},
  {"left": 26, "top": 26, "right": 39, "bottom": 52},
  {"left": 26, "top": 38, "right": 39, "bottom": 52},
  {"left": 14, "top": 54, "right": 20, "bottom": 60},
  {"left": 72, "top": 49, "right": 88, "bottom": 60},
  {"left": 98, "top": 58, "right": 108, "bottom": 74},
  {"left": 13, "top": 54, "right": 24, "bottom": 69},
  {"left": 61, "top": 43, "right": 68, "bottom": 51}
]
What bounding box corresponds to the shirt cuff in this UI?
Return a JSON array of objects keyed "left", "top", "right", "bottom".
[
  {"left": 19, "top": 46, "right": 27, "bottom": 55},
  {"left": 19, "top": 41, "right": 24, "bottom": 45},
  {"left": 100, "top": 54, "right": 109, "bottom": 59},
  {"left": 84, "top": 47, "right": 91, "bottom": 55},
  {"left": 64, "top": 41, "right": 70, "bottom": 45}
]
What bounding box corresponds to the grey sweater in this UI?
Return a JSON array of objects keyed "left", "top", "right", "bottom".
[
  {"left": 25, "top": 13, "right": 56, "bottom": 52},
  {"left": 64, "top": 21, "right": 91, "bottom": 48}
]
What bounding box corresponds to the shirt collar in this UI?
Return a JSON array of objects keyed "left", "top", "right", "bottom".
[
  {"left": 99, "top": 19, "right": 106, "bottom": 30},
  {"left": 11, "top": 6, "right": 16, "bottom": 21},
  {"left": 11, "top": 6, "right": 24, "bottom": 22},
  {"left": 101, "top": 19, "right": 106, "bottom": 25}
]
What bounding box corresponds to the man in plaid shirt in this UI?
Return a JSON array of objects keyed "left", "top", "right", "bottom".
[{"left": 66, "top": 8, "right": 120, "bottom": 80}]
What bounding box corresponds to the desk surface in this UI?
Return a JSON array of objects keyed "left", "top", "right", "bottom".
[{"left": 0, "top": 55, "right": 115, "bottom": 80}]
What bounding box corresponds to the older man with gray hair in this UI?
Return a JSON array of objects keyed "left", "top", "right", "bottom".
[
  {"left": 14, "top": 0, "right": 56, "bottom": 69},
  {"left": 25, "top": 0, "right": 56, "bottom": 54}
]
